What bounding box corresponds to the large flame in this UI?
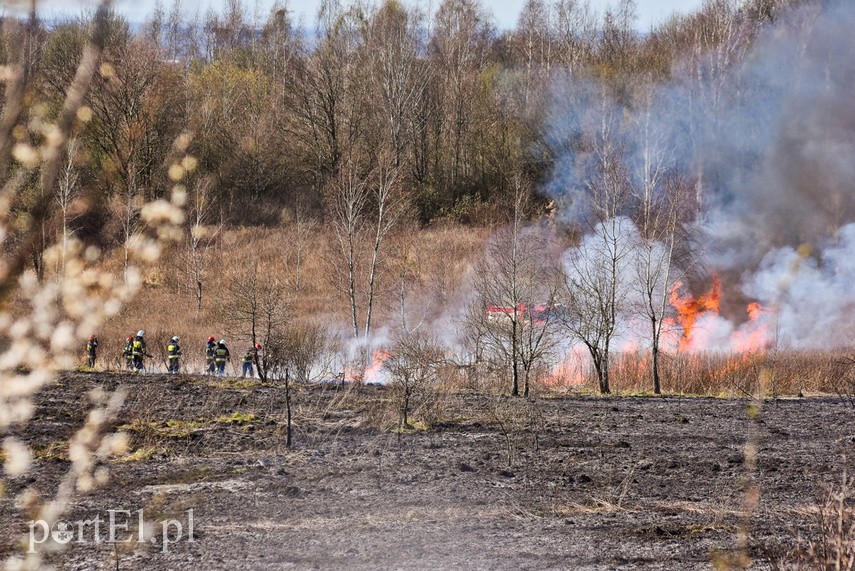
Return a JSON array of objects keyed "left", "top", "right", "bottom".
[
  {"left": 666, "top": 277, "right": 771, "bottom": 354},
  {"left": 669, "top": 277, "right": 721, "bottom": 352}
]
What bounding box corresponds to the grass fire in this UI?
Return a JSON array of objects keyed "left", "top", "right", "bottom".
[{"left": 3, "top": 0, "right": 855, "bottom": 569}]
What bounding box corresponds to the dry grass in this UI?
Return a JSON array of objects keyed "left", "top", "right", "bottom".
[
  {"left": 21, "top": 221, "right": 855, "bottom": 398},
  {"left": 764, "top": 464, "right": 855, "bottom": 570},
  {"left": 538, "top": 349, "right": 855, "bottom": 397},
  {"left": 67, "top": 223, "right": 488, "bottom": 374}
]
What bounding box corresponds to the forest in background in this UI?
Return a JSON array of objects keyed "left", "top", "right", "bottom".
[
  {"left": 1, "top": 0, "right": 798, "bottom": 232},
  {"left": 3, "top": 0, "right": 852, "bottom": 398}
]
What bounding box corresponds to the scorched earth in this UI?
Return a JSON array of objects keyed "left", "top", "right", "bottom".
[{"left": 1, "top": 372, "right": 850, "bottom": 570}]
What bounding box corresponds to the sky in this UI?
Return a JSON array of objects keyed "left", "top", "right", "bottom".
[{"left": 24, "top": 0, "right": 706, "bottom": 31}]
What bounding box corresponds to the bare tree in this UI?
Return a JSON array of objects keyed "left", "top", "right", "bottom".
[
  {"left": 467, "top": 185, "right": 561, "bottom": 396},
  {"left": 553, "top": 0, "right": 598, "bottom": 75},
  {"left": 182, "top": 176, "right": 221, "bottom": 313},
  {"left": 513, "top": 0, "right": 552, "bottom": 106},
  {"left": 364, "top": 158, "right": 409, "bottom": 337},
  {"left": 629, "top": 87, "right": 692, "bottom": 394},
  {"left": 222, "top": 259, "right": 289, "bottom": 382},
  {"left": 431, "top": 0, "right": 492, "bottom": 198},
  {"left": 327, "top": 156, "right": 410, "bottom": 339},
  {"left": 364, "top": 0, "right": 429, "bottom": 168},
  {"left": 561, "top": 217, "right": 634, "bottom": 395},
  {"left": 327, "top": 160, "right": 370, "bottom": 338},
  {"left": 55, "top": 136, "right": 81, "bottom": 274},
  {"left": 560, "top": 96, "right": 634, "bottom": 394},
  {"left": 288, "top": 0, "right": 366, "bottom": 184},
  {"left": 384, "top": 331, "right": 443, "bottom": 431}
]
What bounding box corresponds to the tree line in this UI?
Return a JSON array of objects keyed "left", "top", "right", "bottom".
[
  {"left": 1, "top": 0, "right": 827, "bottom": 398},
  {"left": 0, "top": 0, "right": 805, "bottom": 240}
]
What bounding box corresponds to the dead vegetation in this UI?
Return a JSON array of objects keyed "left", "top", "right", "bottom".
[{"left": 4, "top": 372, "right": 855, "bottom": 570}]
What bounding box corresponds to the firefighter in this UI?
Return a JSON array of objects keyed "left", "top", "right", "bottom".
[
  {"left": 131, "top": 330, "right": 151, "bottom": 372},
  {"left": 123, "top": 336, "right": 134, "bottom": 370},
  {"left": 205, "top": 336, "right": 217, "bottom": 374},
  {"left": 242, "top": 343, "right": 262, "bottom": 378},
  {"left": 167, "top": 336, "right": 182, "bottom": 374},
  {"left": 86, "top": 334, "right": 98, "bottom": 369},
  {"left": 214, "top": 339, "right": 230, "bottom": 376}
]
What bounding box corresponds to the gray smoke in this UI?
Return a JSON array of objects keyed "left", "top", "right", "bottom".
[{"left": 547, "top": 0, "right": 855, "bottom": 349}]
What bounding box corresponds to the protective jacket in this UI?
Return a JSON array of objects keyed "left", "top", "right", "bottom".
[
  {"left": 132, "top": 337, "right": 147, "bottom": 357},
  {"left": 215, "top": 344, "right": 230, "bottom": 363}
]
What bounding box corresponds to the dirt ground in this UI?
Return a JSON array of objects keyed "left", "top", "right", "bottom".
[{"left": 2, "top": 372, "right": 853, "bottom": 570}]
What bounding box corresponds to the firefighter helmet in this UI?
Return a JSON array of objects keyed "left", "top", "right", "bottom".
[
  {"left": 137, "top": 330, "right": 145, "bottom": 338},
  {"left": 171, "top": 336, "right": 179, "bottom": 342},
  {"left": 208, "top": 336, "right": 215, "bottom": 342},
  {"left": 255, "top": 343, "right": 262, "bottom": 349}
]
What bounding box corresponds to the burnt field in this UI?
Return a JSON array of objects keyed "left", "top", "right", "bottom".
[{"left": 1, "top": 372, "right": 854, "bottom": 570}]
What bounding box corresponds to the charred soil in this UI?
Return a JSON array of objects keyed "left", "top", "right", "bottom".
[{"left": 1, "top": 372, "right": 852, "bottom": 570}]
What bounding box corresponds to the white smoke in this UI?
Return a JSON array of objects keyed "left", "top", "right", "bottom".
[
  {"left": 546, "top": 0, "right": 855, "bottom": 351},
  {"left": 741, "top": 223, "right": 855, "bottom": 348}
]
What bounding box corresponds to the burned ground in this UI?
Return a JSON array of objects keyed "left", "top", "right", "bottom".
[{"left": 1, "top": 372, "right": 852, "bottom": 570}]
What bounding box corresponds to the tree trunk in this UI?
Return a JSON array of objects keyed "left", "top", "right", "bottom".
[
  {"left": 652, "top": 327, "right": 662, "bottom": 395},
  {"left": 285, "top": 368, "right": 292, "bottom": 449},
  {"left": 348, "top": 237, "right": 359, "bottom": 338},
  {"left": 600, "top": 351, "right": 610, "bottom": 394},
  {"left": 511, "top": 318, "right": 519, "bottom": 396}
]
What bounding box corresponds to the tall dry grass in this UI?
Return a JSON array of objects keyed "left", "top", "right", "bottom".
[
  {"left": 72, "top": 223, "right": 489, "bottom": 373},
  {"left": 35, "top": 212, "right": 854, "bottom": 398},
  {"left": 536, "top": 349, "right": 853, "bottom": 397}
]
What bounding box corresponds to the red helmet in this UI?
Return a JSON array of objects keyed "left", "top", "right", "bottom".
[
  {"left": 255, "top": 343, "right": 262, "bottom": 349},
  {"left": 127, "top": 336, "right": 132, "bottom": 341},
  {"left": 90, "top": 334, "right": 96, "bottom": 340},
  {"left": 208, "top": 336, "right": 215, "bottom": 342}
]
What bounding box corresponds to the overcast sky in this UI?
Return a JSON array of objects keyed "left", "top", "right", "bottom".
[{"left": 26, "top": 0, "right": 705, "bottom": 31}]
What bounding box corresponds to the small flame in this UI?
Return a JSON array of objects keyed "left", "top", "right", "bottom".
[
  {"left": 363, "top": 349, "right": 391, "bottom": 384},
  {"left": 343, "top": 348, "right": 391, "bottom": 383},
  {"left": 731, "top": 302, "right": 771, "bottom": 353}
]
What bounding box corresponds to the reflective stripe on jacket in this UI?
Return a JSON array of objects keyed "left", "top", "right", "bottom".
[{"left": 214, "top": 347, "right": 229, "bottom": 362}]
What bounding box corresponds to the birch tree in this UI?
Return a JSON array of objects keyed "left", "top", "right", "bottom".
[
  {"left": 468, "top": 186, "right": 561, "bottom": 396},
  {"left": 560, "top": 95, "right": 633, "bottom": 394},
  {"left": 629, "top": 86, "right": 691, "bottom": 394}
]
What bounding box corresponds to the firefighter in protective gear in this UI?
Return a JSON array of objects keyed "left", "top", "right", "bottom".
[
  {"left": 86, "top": 335, "right": 98, "bottom": 368},
  {"left": 214, "top": 339, "right": 230, "bottom": 376},
  {"left": 167, "top": 336, "right": 182, "bottom": 374},
  {"left": 205, "top": 336, "right": 216, "bottom": 374},
  {"left": 123, "top": 336, "right": 134, "bottom": 370},
  {"left": 242, "top": 343, "right": 262, "bottom": 378},
  {"left": 131, "top": 331, "right": 151, "bottom": 372}
]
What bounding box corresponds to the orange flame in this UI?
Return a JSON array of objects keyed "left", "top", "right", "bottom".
[
  {"left": 731, "top": 303, "right": 771, "bottom": 353},
  {"left": 669, "top": 277, "right": 721, "bottom": 352},
  {"left": 363, "top": 349, "right": 391, "bottom": 384},
  {"left": 344, "top": 348, "right": 391, "bottom": 383}
]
